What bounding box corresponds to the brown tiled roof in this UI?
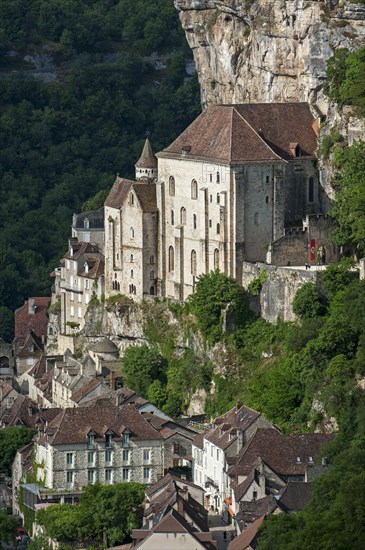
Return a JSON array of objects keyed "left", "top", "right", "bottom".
[
  {"left": 228, "top": 515, "right": 265, "bottom": 550},
  {"left": 104, "top": 177, "right": 134, "bottom": 208},
  {"left": 146, "top": 472, "right": 203, "bottom": 499},
  {"left": 79, "top": 257, "right": 104, "bottom": 279},
  {"left": 42, "top": 403, "right": 163, "bottom": 445},
  {"left": 0, "top": 380, "right": 16, "bottom": 401},
  {"left": 133, "top": 183, "right": 157, "bottom": 212},
  {"left": 230, "top": 429, "right": 334, "bottom": 479},
  {"left": 193, "top": 432, "right": 205, "bottom": 450},
  {"left": 157, "top": 103, "right": 317, "bottom": 165},
  {"left": 237, "top": 495, "right": 279, "bottom": 526},
  {"left": 15, "top": 298, "right": 50, "bottom": 339},
  {"left": 62, "top": 241, "right": 100, "bottom": 261},
  {"left": 14, "top": 331, "right": 45, "bottom": 358},
  {"left": 277, "top": 481, "right": 312, "bottom": 512},
  {"left": 214, "top": 404, "right": 261, "bottom": 429},
  {"left": 71, "top": 378, "right": 102, "bottom": 404},
  {"left": 135, "top": 138, "right": 157, "bottom": 168}
]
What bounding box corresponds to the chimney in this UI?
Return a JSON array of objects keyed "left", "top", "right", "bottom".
[
  {"left": 28, "top": 298, "right": 36, "bottom": 315},
  {"left": 177, "top": 496, "right": 184, "bottom": 516}
]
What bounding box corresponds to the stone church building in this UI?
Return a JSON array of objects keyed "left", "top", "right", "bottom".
[{"left": 104, "top": 103, "right": 320, "bottom": 302}]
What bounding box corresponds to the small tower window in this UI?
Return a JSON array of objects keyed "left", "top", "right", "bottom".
[
  {"left": 150, "top": 255, "right": 155, "bottom": 265},
  {"left": 193, "top": 214, "right": 197, "bottom": 229},
  {"left": 265, "top": 196, "right": 269, "bottom": 204},
  {"left": 217, "top": 223, "right": 220, "bottom": 234},
  {"left": 191, "top": 179, "right": 198, "bottom": 199},
  {"left": 130, "top": 254, "right": 134, "bottom": 263},
  {"left": 131, "top": 269, "right": 134, "bottom": 278},
  {"left": 130, "top": 193, "right": 134, "bottom": 206},
  {"left": 216, "top": 172, "right": 220, "bottom": 183},
  {"left": 171, "top": 210, "right": 174, "bottom": 225},
  {"left": 130, "top": 227, "right": 134, "bottom": 239},
  {"left": 169, "top": 176, "right": 175, "bottom": 196},
  {"left": 209, "top": 173, "right": 213, "bottom": 183},
  {"left": 180, "top": 207, "right": 186, "bottom": 225},
  {"left": 217, "top": 193, "right": 220, "bottom": 204},
  {"left": 150, "top": 270, "right": 155, "bottom": 279}
]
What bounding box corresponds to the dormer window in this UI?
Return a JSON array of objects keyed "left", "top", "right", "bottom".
[
  {"left": 290, "top": 142, "right": 301, "bottom": 157},
  {"left": 87, "top": 432, "right": 95, "bottom": 449},
  {"left": 84, "top": 218, "right": 89, "bottom": 229},
  {"left": 296, "top": 456, "right": 301, "bottom": 463},
  {"left": 84, "top": 262, "right": 89, "bottom": 274},
  {"left": 70, "top": 247, "right": 73, "bottom": 257},
  {"left": 308, "top": 456, "right": 314, "bottom": 463},
  {"left": 105, "top": 433, "right": 112, "bottom": 448},
  {"left": 122, "top": 432, "right": 130, "bottom": 446}
]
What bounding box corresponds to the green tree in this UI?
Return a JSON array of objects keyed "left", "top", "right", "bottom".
[
  {"left": 292, "top": 283, "right": 326, "bottom": 321},
  {"left": 0, "top": 426, "right": 35, "bottom": 475},
  {"left": 147, "top": 379, "right": 167, "bottom": 409},
  {"left": 0, "top": 306, "right": 14, "bottom": 342},
  {"left": 121, "top": 345, "right": 167, "bottom": 398},
  {"left": 0, "top": 509, "right": 18, "bottom": 548},
  {"left": 188, "top": 270, "right": 250, "bottom": 344}
]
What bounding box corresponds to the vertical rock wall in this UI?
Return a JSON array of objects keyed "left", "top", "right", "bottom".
[{"left": 175, "top": 0, "right": 365, "bottom": 109}]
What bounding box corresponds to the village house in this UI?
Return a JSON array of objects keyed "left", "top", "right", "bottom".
[
  {"left": 192, "top": 404, "right": 274, "bottom": 514},
  {"left": 71, "top": 207, "right": 105, "bottom": 252},
  {"left": 59, "top": 239, "right": 104, "bottom": 335},
  {"left": 34, "top": 401, "right": 165, "bottom": 490}
]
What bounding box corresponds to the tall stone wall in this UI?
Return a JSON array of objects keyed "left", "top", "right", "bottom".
[{"left": 242, "top": 261, "right": 322, "bottom": 322}]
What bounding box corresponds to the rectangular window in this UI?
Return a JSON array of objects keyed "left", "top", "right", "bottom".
[
  {"left": 173, "top": 459, "right": 180, "bottom": 468},
  {"left": 85, "top": 279, "right": 89, "bottom": 290},
  {"left": 143, "top": 449, "right": 150, "bottom": 463},
  {"left": 122, "top": 433, "right": 129, "bottom": 446},
  {"left": 105, "top": 450, "right": 112, "bottom": 464},
  {"left": 70, "top": 291, "right": 74, "bottom": 302},
  {"left": 123, "top": 468, "right": 129, "bottom": 481},
  {"left": 87, "top": 434, "right": 95, "bottom": 449},
  {"left": 143, "top": 467, "right": 150, "bottom": 482},
  {"left": 88, "top": 470, "right": 94, "bottom": 483},
  {"left": 173, "top": 443, "right": 180, "bottom": 454},
  {"left": 78, "top": 307, "right": 82, "bottom": 318},
  {"left": 123, "top": 450, "right": 129, "bottom": 463},
  {"left": 70, "top": 305, "right": 74, "bottom": 317},
  {"left": 88, "top": 451, "right": 94, "bottom": 465},
  {"left": 78, "top": 293, "right": 82, "bottom": 303},
  {"left": 66, "top": 453, "right": 73, "bottom": 466},
  {"left": 66, "top": 471, "right": 73, "bottom": 484},
  {"left": 105, "top": 469, "right": 113, "bottom": 484},
  {"left": 105, "top": 434, "right": 112, "bottom": 448}
]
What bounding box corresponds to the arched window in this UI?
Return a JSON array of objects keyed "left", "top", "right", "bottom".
[
  {"left": 254, "top": 213, "right": 259, "bottom": 226},
  {"left": 112, "top": 281, "right": 115, "bottom": 290},
  {"left": 214, "top": 248, "right": 219, "bottom": 270},
  {"left": 191, "top": 250, "right": 197, "bottom": 276},
  {"left": 168, "top": 246, "right": 174, "bottom": 272},
  {"left": 131, "top": 269, "right": 134, "bottom": 278},
  {"left": 169, "top": 176, "right": 175, "bottom": 196},
  {"left": 191, "top": 179, "right": 198, "bottom": 199},
  {"left": 130, "top": 254, "right": 134, "bottom": 263},
  {"left": 180, "top": 207, "right": 186, "bottom": 225},
  {"left": 150, "top": 286, "right": 155, "bottom": 296},
  {"left": 130, "top": 227, "right": 134, "bottom": 239},
  {"left": 171, "top": 210, "right": 174, "bottom": 225},
  {"left": 308, "top": 176, "right": 314, "bottom": 203},
  {"left": 150, "top": 255, "right": 155, "bottom": 264},
  {"left": 150, "top": 270, "right": 155, "bottom": 279},
  {"left": 117, "top": 282, "right": 120, "bottom": 291},
  {"left": 217, "top": 223, "right": 220, "bottom": 234},
  {"left": 216, "top": 171, "right": 220, "bottom": 183},
  {"left": 193, "top": 214, "right": 197, "bottom": 229},
  {"left": 209, "top": 173, "right": 213, "bottom": 183},
  {"left": 130, "top": 193, "right": 134, "bottom": 206},
  {"left": 217, "top": 193, "right": 220, "bottom": 204}
]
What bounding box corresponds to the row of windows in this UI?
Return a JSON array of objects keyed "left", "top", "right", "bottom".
[
  {"left": 67, "top": 448, "right": 150, "bottom": 468},
  {"left": 128, "top": 255, "right": 155, "bottom": 264},
  {"left": 170, "top": 208, "right": 221, "bottom": 233},
  {"left": 66, "top": 466, "right": 151, "bottom": 485},
  {"left": 168, "top": 247, "right": 219, "bottom": 273},
  {"left": 87, "top": 432, "right": 129, "bottom": 448},
  {"left": 169, "top": 174, "right": 221, "bottom": 197}
]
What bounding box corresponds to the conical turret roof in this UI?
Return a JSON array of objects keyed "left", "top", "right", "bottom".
[{"left": 135, "top": 138, "right": 157, "bottom": 169}]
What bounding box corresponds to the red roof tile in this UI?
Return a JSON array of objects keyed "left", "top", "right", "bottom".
[{"left": 15, "top": 298, "right": 50, "bottom": 339}]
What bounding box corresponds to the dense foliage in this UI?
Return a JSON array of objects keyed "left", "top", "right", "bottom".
[
  {"left": 0, "top": 2, "right": 200, "bottom": 341},
  {"left": 0, "top": 426, "right": 35, "bottom": 475},
  {"left": 36, "top": 482, "right": 145, "bottom": 547},
  {"left": 121, "top": 344, "right": 167, "bottom": 398},
  {"left": 0, "top": 509, "right": 18, "bottom": 547}
]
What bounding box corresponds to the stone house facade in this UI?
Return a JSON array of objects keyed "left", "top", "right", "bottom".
[
  {"left": 60, "top": 239, "right": 104, "bottom": 335},
  {"left": 156, "top": 103, "right": 320, "bottom": 300},
  {"left": 34, "top": 402, "right": 164, "bottom": 490},
  {"left": 71, "top": 207, "right": 105, "bottom": 252}
]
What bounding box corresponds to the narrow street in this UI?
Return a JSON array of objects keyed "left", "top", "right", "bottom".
[{"left": 208, "top": 512, "right": 236, "bottom": 550}]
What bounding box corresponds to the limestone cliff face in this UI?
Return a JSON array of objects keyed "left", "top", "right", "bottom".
[{"left": 175, "top": 0, "right": 365, "bottom": 110}]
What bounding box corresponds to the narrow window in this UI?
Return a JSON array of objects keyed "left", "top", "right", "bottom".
[
  {"left": 150, "top": 286, "right": 155, "bottom": 295},
  {"left": 209, "top": 219, "right": 212, "bottom": 228},
  {"left": 66, "top": 453, "right": 73, "bottom": 466},
  {"left": 66, "top": 471, "right": 74, "bottom": 484},
  {"left": 193, "top": 214, "right": 197, "bottom": 229},
  {"left": 150, "top": 255, "right": 155, "bottom": 265},
  {"left": 216, "top": 172, "right": 220, "bottom": 183},
  {"left": 123, "top": 468, "right": 129, "bottom": 481},
  {"left": 87, "top": 433, "right": 94, "bottom": 449},
  {"left": 191, "top": 179, "right": 198, "bottom": 199},
  {"left": 130, "top": 254, "right": 134, "bottom": 262},
  {"left": 143, "top": 449, "right": 150, "bottom": 462},
  {"left": 180, "top": 207, "right": 186, "bottom": 225},
  {"left": 105, "top": 449, "right": 112, "bottom": 464},
  {"left": 265, "top": 196, "right": 269, "bottom": 204},
  {"left": 130, "top": 193, "right": 134, "bottom": 206},
  {"left": 123, "top": 449, "right": 129, "bottom": 463},
  {"left": 150, "top": 270, "right": 155, "bottom": 279},
  {"left": 210, "top": 194, "right": 212, "bottom": 203},
  {"left": 217, "top": 193, "right": 220, "bottom": 204},
  {"left": 130, "top": 227, "right": 134, "bottom": 239},
  {"left": 143, "top": 467, "right": 150, "bottom": 482},
  {"left": 209, "top": 173, "right": 213, "bottom": 183},
  {"left": 123, "top": 432, "right": 129, "bottom": 446},
  {"left": 84, "top": 218, "right": 89, "bottom": 229},
  {"left": 169, "top": 176, "right": 175, "bottom": 196},
  {"left": 87, "top": 470, "right": 94, "bottom": 484},
  {"left": 88, "top": 451, "right": 94, "bottom": 465},
  {"left": 217, "top": 223, "right": 220, "bottom": 234},
  {"left": 266, "top": 175, "right": 270, "bottom": 184},
  {"left": 191, "top": 250, "right": 197, "bottom": 276},
  {"left": 105, "top": 469, "right": 112, "bottom": 484},
  {"left": 171, "top": 209, "right": 174, "bottom": 225},
  {"left": 168, "top": 246, "right": 174, "bottom": 272},
  {"left": 105, "top": 434, "right": 112, "bottom": 448},
  {"left": 131, "top": 269, "right": 134, "bottom": 279},
  {"left": 214, "top": 249, "right": 219, "bottom": 270}
]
